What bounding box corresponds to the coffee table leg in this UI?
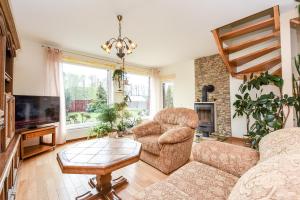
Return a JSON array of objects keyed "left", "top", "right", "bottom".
[
  {"left": 89, "top": 176, "right": 128, "bottom": 189},
  {"left": 77, "top": 173, "right": 127, "bottom": 200}
]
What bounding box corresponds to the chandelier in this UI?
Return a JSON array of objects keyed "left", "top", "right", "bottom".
[{"left": 101, "top": 15, "right": 137, "bottom": 59}]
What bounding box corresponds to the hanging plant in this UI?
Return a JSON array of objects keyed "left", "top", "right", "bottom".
[
  {"left": 112, "top": 69, "right": 127, "bottom": 90},
  {"left": 293, "top": 55, "right": 300, "bottom": 126},
  {"left": 233, "top": 72, "right": 296, "bottom": 149}
]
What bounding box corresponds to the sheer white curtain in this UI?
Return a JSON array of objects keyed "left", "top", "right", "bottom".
[
  {"left": 45, "top": 48, "right": 66, "bottom": 144},
  {"left": 150, "top": 69, "right": 161, "bottom": 117}
]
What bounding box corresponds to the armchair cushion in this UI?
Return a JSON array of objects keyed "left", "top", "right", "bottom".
[
  {"left": 137, "top": 135, "right": 161, "bottom": 156},
  {"left": 192, "top": 141, "right": 259, "bottom": 177},
  {"left": 131, "top": 120, "right": 161, "bottom": 139},
  {"left": 158, "top": 127, "right": 194, "bottom": 145},
  {"left": 259, "top": 127, "right": 300, "bottom": 162}
]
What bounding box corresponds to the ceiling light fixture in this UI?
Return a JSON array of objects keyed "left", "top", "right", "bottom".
[{"left": 101, "top": 15, "right": 137, "bottom": 59}]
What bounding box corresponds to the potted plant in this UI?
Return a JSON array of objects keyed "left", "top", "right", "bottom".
[
  {"left": 233, "top": 72, "right": 295, "bottom": 149},
  {"left": 112, "top": 69, "right": 127, "bottom": 90},
  {"left": 89, "top": 122, "right": 112, "bottom": 138},
  {"left": 98, "top": 105, "right": 117, "bottom": 130}
]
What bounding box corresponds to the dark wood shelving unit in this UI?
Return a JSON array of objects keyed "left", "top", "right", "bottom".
[{"left": 0, "top": 0, "right": 21, "bottom": 199}]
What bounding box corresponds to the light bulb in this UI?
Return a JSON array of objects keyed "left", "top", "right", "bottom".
[
  {"left": 101, "top": 44, "right": 107, "bottom": 50},
  {"left": 116, "top": 40, "right": 123, "bottom": 48},
  {"left": 130, "top": 42, "right": 137, "bottom": 49},
  {"left": 106, "top": 45, "right": 112, "bottom": 53},
  {"left": 127, "top": 49, "right": 132, "bottom": 54}
]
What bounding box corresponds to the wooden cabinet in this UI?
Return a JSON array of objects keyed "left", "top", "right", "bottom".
[
  {"left": 0, "top": 135, "right": 20, "bottom": 200},
  {"left": 0, "top": 0, "right": 21, "bottom": 199},
  {"left": 3, "top": 93, "right": 14, "bottom": 149},
  {"left": 20, "top": 126, "right": 56, "bottom": 159}
]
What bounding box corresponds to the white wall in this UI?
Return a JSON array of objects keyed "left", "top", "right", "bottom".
[
  {"left": 14, "top": 38, "right": 47, "bottom": 96},
  {"left": 280, "top": 8, "right": 298, "bottom": 128},
  {"left": 229, "top": 77, "right": 246, "bottom": 137},
  {"left": 159, "top": 59, "right": 195, "bottom": 109}
]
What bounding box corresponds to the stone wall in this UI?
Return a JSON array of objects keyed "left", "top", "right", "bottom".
[{"left": 194, "top": 54, "right": 231, "bottom": 135}]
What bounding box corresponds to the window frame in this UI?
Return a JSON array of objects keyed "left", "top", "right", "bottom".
[
  {"left": 62, "top": 61, "right": 113, "bottom": 128},
  {"left": 125, "top": 72, "right": 151, "bottom": 117},
  {"left": 162, "top": 81, "right": 174, "bottom": 109}
]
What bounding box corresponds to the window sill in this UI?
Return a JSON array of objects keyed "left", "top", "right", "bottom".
[{"left": 66, "top": 122, "right": 97, "bottom": 130}]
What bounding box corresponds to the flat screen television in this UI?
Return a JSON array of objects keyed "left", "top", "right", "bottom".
[{"left": 15, "top": 95, "right": 60, "bottom": 129}]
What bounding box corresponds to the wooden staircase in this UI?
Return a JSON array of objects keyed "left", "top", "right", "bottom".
[{"left": 212, "top": 6, "right": 281, "bottom": 78}]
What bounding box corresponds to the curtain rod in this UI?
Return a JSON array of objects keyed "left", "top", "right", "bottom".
[{"left": 41, "top": 44, "right": 122, "bottom": 64}]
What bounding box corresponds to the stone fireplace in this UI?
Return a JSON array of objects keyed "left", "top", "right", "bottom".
[{"left": 194, "top": 54, "right": 231, "bottom": 135}]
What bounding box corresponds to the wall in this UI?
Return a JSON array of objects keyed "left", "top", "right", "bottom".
[
  {"left": 159, "top": 59, "right": 195, "bottom": 109},
  {"left": 280, "top": 8, "right": 298, "bottom": 127},
  {"left": 14, "top": 38, "right": 46, "bottom": 95},
  {"left": 195, "top": 54, "right": 231, "bottom": 135}
]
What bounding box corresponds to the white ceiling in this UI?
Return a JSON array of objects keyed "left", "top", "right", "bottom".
[{"left": 10, "top": 0, "right": 296, "bottom": 67}]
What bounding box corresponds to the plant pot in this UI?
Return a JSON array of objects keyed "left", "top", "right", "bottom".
[
  {"left": 117, "top": 131, "right": 125, "bottom": 137},
  {"left": 108, "top": 131, "right": 118, "bottom": 138}
]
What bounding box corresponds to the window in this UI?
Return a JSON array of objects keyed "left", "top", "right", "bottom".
[
  {"left": 162, "top": 82, "right": 174, "bottom": 108},
  {"left": 62, "top": 62, "right": 110, "bottom": 126},
  {"left": 125, "top": 73, "right": 150, "bottom": 116}
]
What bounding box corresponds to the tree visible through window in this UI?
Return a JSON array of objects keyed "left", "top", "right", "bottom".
[
  {"left": 125, "top": 73, "right": 150, "bottom": 116},
  {"left": 62, "top": 62, "right": 109, "bottom": 125},
  {"left": 163, "top": 82, "right": 174, "bottom": 108}
]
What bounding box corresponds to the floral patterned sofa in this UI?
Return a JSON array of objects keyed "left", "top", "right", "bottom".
[
  {"left": 134, "top": 128, "right": 300, "bottom": 200},
  {"left": 132, "top": 108, "right": 199, "bottom": 174}
]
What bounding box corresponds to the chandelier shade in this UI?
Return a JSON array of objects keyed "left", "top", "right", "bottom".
[{"left": 101, "top": 15, "right": 137, "bottom": 59}]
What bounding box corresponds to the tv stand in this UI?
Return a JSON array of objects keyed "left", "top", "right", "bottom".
[{"left": 20, "top": 126, "right": 56, "bottom": 159}]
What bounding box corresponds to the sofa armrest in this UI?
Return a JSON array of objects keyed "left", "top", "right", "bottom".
[
  {"left": 131, "top": 121, "right": 161, "bottom": 139},
  {"left": 192, "top": 141, "right": 259, "bottom": 177},
  {"left": 158, "top": 127, "right": 194, "bottom": 145}
]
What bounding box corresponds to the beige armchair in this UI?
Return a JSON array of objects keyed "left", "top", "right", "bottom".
[{"left": 132, "top": 108, "right": 199, "bottom": 174}]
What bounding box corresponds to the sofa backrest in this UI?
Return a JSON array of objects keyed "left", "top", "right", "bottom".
[
  {"left": 229, "top": 128, "right": 300, "bottom": 199},
  {"left": 153, "top": 108, "right": 199, "bottom": 130},
  {"left": 259, "top": 127, "right": 300, "bottom": 162},
  {"left": 229, "top": 150, "right": 300, "bottom": 200}
]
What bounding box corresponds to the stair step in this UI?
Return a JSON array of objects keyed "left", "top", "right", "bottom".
[
  {"left": 236, "top": 56, "right": 281, "bottom": 74},
  {"left": 230, "top": 43, "right": 281, "bottom": 66},
  {"left": 272, "top": 67, "right": 282, "bottom": 76},
  {"left": 220, "top": 18, "right": 275, "bottom": 41},
  {"left": 291, "top": 17, "right": 300, "bottom": 29},
  {"left": 224, "top": 31, "right": 280, "bottom": 54}
]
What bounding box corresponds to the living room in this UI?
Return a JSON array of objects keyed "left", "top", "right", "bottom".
[{"left": 0, "top": 0, "right": 300, "bottom": 199}]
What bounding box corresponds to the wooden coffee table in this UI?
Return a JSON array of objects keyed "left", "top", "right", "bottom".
[{"left": 57, "top": 138, "right": 141, "bottom": 200}]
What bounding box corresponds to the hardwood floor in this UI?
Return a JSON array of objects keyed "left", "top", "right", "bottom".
[{"left": 16, "top": 141, "right": 167, "bottom": 200}]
